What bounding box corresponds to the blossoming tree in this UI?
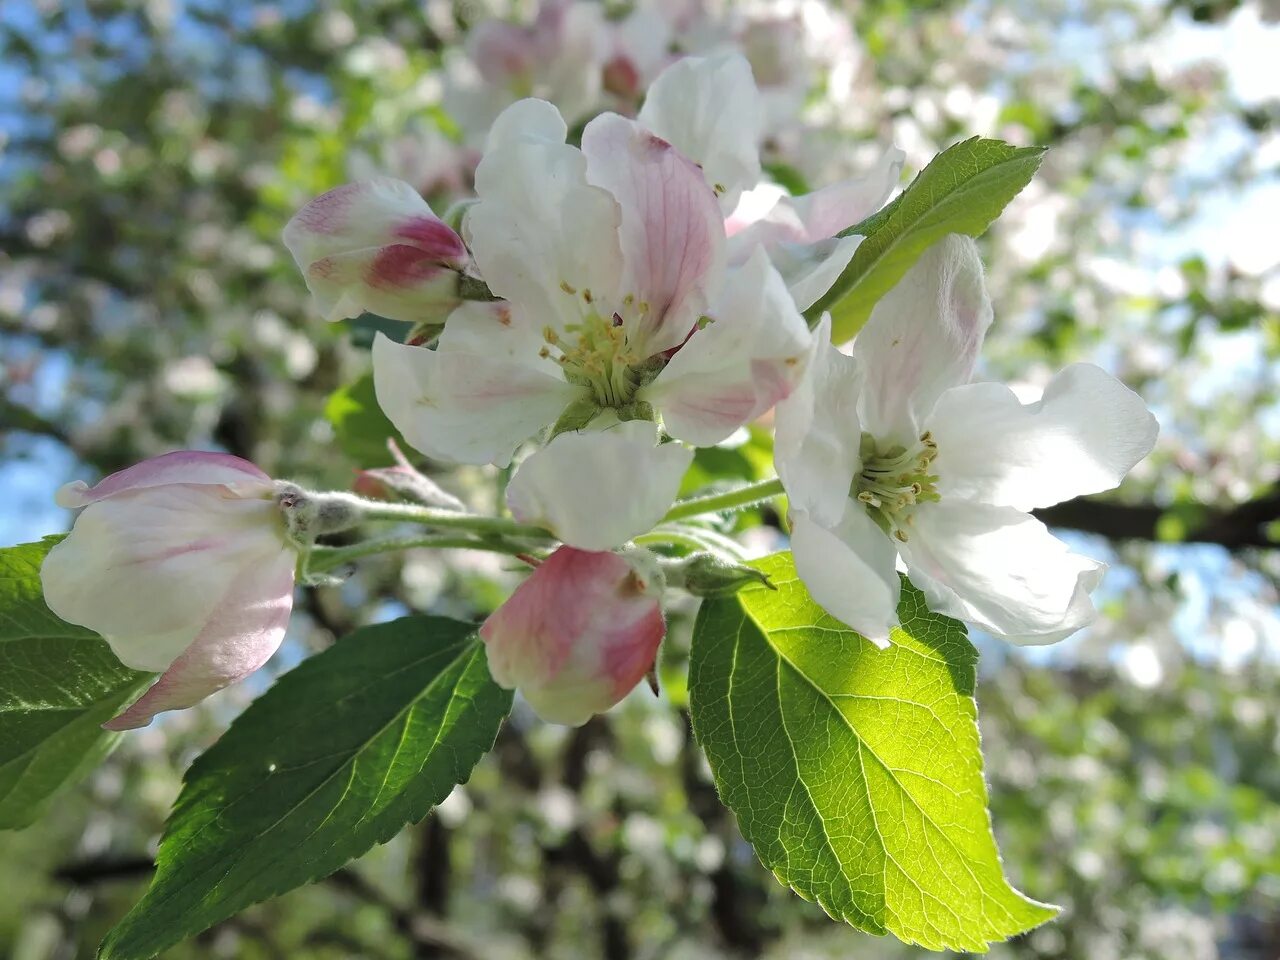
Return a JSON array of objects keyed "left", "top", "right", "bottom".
[{"left": 0, "top": 2, "right": 1203, "bottom": 957}]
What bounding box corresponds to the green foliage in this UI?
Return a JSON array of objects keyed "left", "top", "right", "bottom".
[
  {"left": 99, "top": 616, "right": 511, "bottom": 960},
  {"left": 0, "top": 539, "right": 151, "bottom": 830},
  {"left": 807, "top": 137, "right": 1046, "bottom": 342},
  {"left": 324, "top": 372, "right": 404, "bottom": 467},
  {"left": 689, "top": 552, "right": 1056, "bottom": 952}
]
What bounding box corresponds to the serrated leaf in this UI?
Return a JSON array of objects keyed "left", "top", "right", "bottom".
[
  {"left": 689, "top": 552, "right": 1057, "bottom": 952},
  {"left": 99, "top": 616, "right": 511, "bottom": 960},
  {"left": 324, "top": 371, "right": 404, "bottom": 466},
  {"left": 808, "top": 137, "right": 1046, "bottom": 342},
  {"left": 0, "top": 538, "right": 152, "bottom": 830}
]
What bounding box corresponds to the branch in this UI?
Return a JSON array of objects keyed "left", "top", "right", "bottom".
[{"left": 1034, "top": 489, "right": 1280, "bottom": 549}]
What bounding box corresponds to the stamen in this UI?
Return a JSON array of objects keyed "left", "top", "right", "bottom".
[{"left": 852, "top": 431, "right": 943, "bottom": 543}]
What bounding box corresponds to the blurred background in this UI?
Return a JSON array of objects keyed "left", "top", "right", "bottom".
[{"left": 1, "top": 0, "right": 1278, "bottom": 958}]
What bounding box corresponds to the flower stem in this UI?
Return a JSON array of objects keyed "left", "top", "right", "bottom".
[
  {"left": 661, "top": 478, "right": 785, "bottom": 523},
  {"left": 354, "top": 499, "right": 552, "bottom": 540},
  {"left": 308, "top": 534, "right": 536, "bottom": 574}
]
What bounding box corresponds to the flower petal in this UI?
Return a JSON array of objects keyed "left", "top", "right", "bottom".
[
  {"left": 726, "top": 147, "right": 904, "bottom": 310},
  {"left": 372, "top": 331, "right": 581, "bottom": 467},
  {"left": 103, "top": 550, "right": 296, "bottom": 730},
  {"left": 790, "top": 505, "right": 900, "bottom": 647},
  {"left": 637, "top": 53, "right": 763, "bottom": 213},
  {"left": 854, "top": 234, "right": 993, "bottom": 445},
  {"left": 468, "top": 99, "right": 624, "bottom": 337},
  {"left": 480, "top": 546, "right": 665, "bottom": 726},
  {"left": 41, "top": 487, "right": 286, "bottom": 670},
  {"left": 284, "top": 178, "right": 466, "bottom": 323},
  {"left": 54, "top": 450, "right": 271, "bottom": 509},
  {"left": 898, "top": 501, "right": 1105, "bottom": 645},
  {"left": 644, "top": 247, "right": 809, "bottom": 446},
  {"left": 929, "top": 363, "right": 1160, "bottom": 511},
  {"left": 581, "top": 112, "right": 726, "bottom": 355},
  {"left": 773, "top": 314, "right": 863, "bottom": 526},
  {"left": 506, "top": 421, "right": 692, "bottom": 550}
]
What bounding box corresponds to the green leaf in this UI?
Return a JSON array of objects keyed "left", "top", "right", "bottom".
[
  {"left": 808, "top": 137, "right": 1046, "bottom": 342},
  {"left": 100, "top": 616, "right": 511, "bottom": 960},
  {"left": 0, "top": 538, "right": 152, "bottom": 830},
  {"left": 689, "top": 552, "right": 1057, "bottom": 952},
  {"left": 324, "top": 371, "right": 404, "bottom": 466}
]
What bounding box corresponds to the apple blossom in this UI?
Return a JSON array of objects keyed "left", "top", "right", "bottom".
[
  {"left": 480, "top": 546, "right": 666, "bottom": 726},
  {"left": 283, "top": 177, "right": 468, "bottom": 324},
  {"left": 373, "top": 55, "right": 815, "bottom": 548},
  {"left": 442, "top": 0, "right": 608, "bottom": 145},
  {"left": 775, "top": 235, "right": 1159, "bottom": 645},
  {"left": 41, "top": 451, "right": 297, "bottom": 730}
]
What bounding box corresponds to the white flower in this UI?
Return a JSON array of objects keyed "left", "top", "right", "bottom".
[
  {"left": 41, "top": 452, "right": 296, "bottom": 729},
  {"left": 373, "top": 54, "right": 814, "bottom": 549},
  {"left": 775, "top": 235, "right": 1159, "bottom": 645}
]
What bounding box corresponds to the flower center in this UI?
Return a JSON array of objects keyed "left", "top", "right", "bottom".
[
  {"left": 540, "top": 289, "right": 651, "bottom": 408},
  {"left": 852, "top": 431, "right": 940, "bottom": 542}
]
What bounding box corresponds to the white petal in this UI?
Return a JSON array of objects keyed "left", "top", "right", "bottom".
[
  {"left": 790, "top": 505, "right": 900, "bottom": 647},
  {"left": 372, "top": 332, "right": 581, "bottom": 467},
  {"left": 763, "top": 234, "right": 863, "bottom": 313},
  {"left": 468, "top": 100, "right": 624, "bottom": 336},
  {"left": 929, "top": 364, "right": 1160, "bottom": 511},
  {"left": 506, "top": 421, "right": 693, "bottom": 550},
  {"left": 104, "top": 551, "right": 295, "bottom": 730},
  {"left": 773, "top": 314, "right": 863, "bottom": 526},
  {"left": 645, "top": 247, "right": 810, "bottom": 446},
  {"left": 483, "top": 97, "right": 568, "bottom": 151},
  {"left": 854, "top": 235, "right": 993, "bottom": 445},
  {"left": 898, "top": 501, "right": 1105, "bottom": 645},
  {"left": 729, "top": 146, "right": 903, "bottom": 247},
  {"left": 41, "top": 488, "right": 285, "bottom": 671},
  {"left": 725, "top": 147, "right": 903, "bottom": 311},
  {"left": 637, "top": 53, "right": 763, "bottom": 213}
]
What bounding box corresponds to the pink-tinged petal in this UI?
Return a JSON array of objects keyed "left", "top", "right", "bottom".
[
  {"left": 898, "top": 501, "right": 1105, "bottom": 646},
  {"left": 790, "top": 505, "right": 900, "bottom": 647},
  {"left": 306, "top": 246, "right": 461, "bottom": 324},
  {"left": 104, "top": 550, "right": 296, "bottom": 730},
  {"left": 284, "top": 178, "right": 465, "bottom": 323},
  {"left": 774, "top": 314, "right": 864, "bottom": 526},
  {"left": 480, "top": 546, "right": 665, "bottom": 725},
  {"left": 581, "top": 112, "right": 726, "bottom": 355},
  {"left": 54, "top": 450, "right": 272, "bottom": 509},
  {"left": 929, "top": 363, "right": 1159, "bottom": 512},
  {"left": 637, "top": 53, "right": 763, "bottom": 213},
  {"left": 470, "top": 20, "right": 538, "bottom": 83},
  {"left": 854, "top": 234, "right": 993, "bottom": 446},
  {"left": 469, "top": 101, "right": 625, "bottom": 337},
  {"left": 645, "top": 248, "right": 810, "bottom": 445},
  {"left": 506, "top": 421, "right": 692, "bottom": 550},
  {"left": 42, "top": 487, "right": 288, "bottom": 671},
  {"left": 725, "top": 148, "right": 904, "bottom": 310},
  {"left": 372, "top": 332, "right": 582, "bottom": 467}
]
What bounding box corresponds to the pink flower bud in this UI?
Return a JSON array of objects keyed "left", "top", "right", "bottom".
[
  {"left": 480, "top": 547, "right": 665, "bottom": 725},
  {"left": 41, "top": 451, "right": 296, "bottom": 730},
  {"left": 284, "top": 178, "right": 468, "bottom": 323}
]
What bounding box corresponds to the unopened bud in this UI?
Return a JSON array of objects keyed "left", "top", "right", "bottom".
[
  {"left": 663, "top": 553, "right": 774, "bottom": 598},
  {"left": 275, "top": 482, "right": 364, "bottom": 545}
]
